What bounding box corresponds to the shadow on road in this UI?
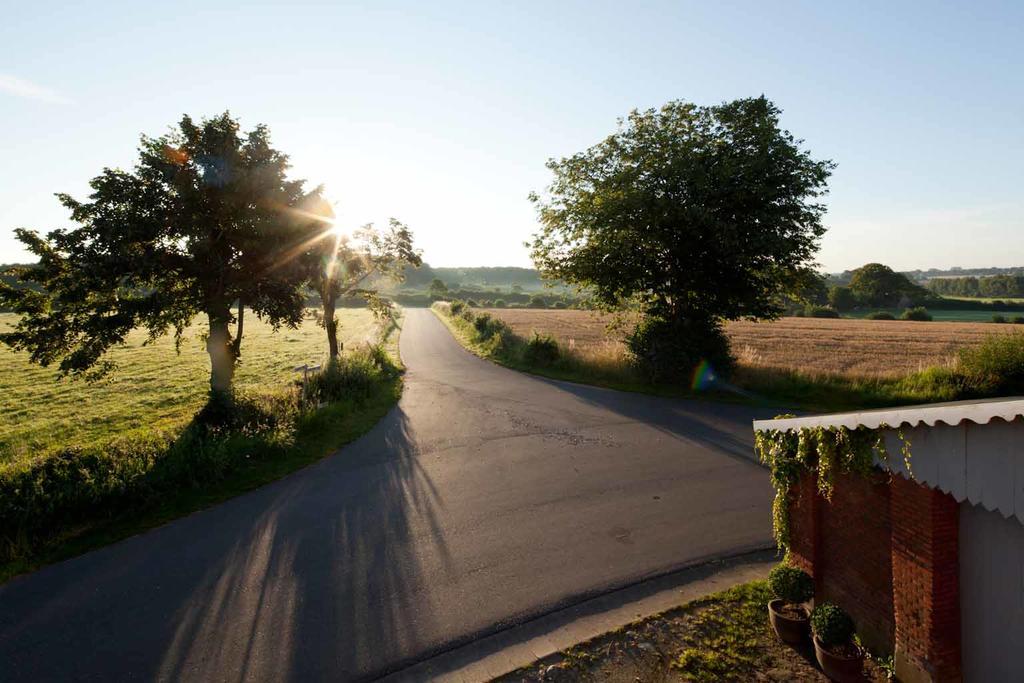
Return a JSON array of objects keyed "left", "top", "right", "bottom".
[{"left": 146, "top": 408, "right": 452, "bottom": 681}]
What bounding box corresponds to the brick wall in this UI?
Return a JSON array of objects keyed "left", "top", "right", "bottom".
[{"left": 788, "top": 470, "right": 962, "bottom": 682}]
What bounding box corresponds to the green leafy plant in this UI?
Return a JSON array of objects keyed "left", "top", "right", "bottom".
[
  {"left": 992, "top": 314, "right": 1007, "bottom": 324},
  {"left": 811, "top": 602, "right": 855, "bottom": 647},
  {"left": 901, "top": 306, "right": 933, "bottom": 321},
  {"left": 523, "top": 332, "right": 560, "bottom": 365},
  {"left": 768, "top": 564, "right": 813, "bottom": 604},
  {"left": 958, "top": 332, "right": 1024, "bottom": 394},
  {"left": 866, "top": 311, "right": 895, "bottom": 320},
  {"left": 805, "top": 305, "right": 840, "bottom": 318}
]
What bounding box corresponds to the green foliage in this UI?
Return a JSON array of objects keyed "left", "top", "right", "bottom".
[
  {"left": 0, "top": 347, "right": 399, "bottom": 568},
  {"left": 449, "top": 300, "right": 465, "bottom": 315},
  {"left": 993, "top": 314, "right": 1007, "bottom": 324},
  {"left": 901, "top": 306, "right": 933, "bottom": 321},
  {"left": 958, "top": 332, "right": 1024, "bottom": 394},
  {"left": 929, "top": 273, "right": 1024, "bottom": 299},
  {"left": 428, "top": 277, "right": 448, "bottom": 299},
  {"left": 848, "top": 263, "right": 932, "bottom": 308},
  {"left": 522, "top": 332, "right": 560, "bottom": 365},
  {"left": 805, "top": 305, "right": 840, "bottom": 318},
  {"left": 768, "top": 564, "right": 814, "bottom": 604},
  {"left": 530, "top": 97, "right": 833, "bottom": 388},
  {"left": 493, "top": 298, "right": 507, "bottom": 308},
  {"left": 866, "top": 311, "right": 896, "bottom": 320},
  {"left": 626, "top": 315, "right": 734, "bottom": 383},
  {"left": 1014, "top": 316, "right": 1024, "bottom": 324},
  {"left": 828, "top": 285, "right": 856, "bottom": 312},
  {"left": 528, "top": 294, "right": 547, "bottom": 308},
  {"left": 0, "top": 112, "right": 317, "bottom": 393},
  {"left": 811, "top": 602, "right": 856, "bottom": 647},
  {"left": 755, "top": 422, "right": 905, "bottom": 550}
]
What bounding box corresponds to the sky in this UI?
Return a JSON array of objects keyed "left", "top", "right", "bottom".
[{"left": 1, "top": 0, "right": 1022, "bottom": 272}]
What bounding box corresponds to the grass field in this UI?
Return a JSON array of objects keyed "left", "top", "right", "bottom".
[
  {"left": 0, "top": 309, "right": 382, "bottom": 463},
  {"left": 481, "top": 309, "right": 1020, "bottom": 377}
]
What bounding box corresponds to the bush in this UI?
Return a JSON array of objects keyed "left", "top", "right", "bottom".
[
  {"left": 493, "top": 299, "right": 507, "bottom": 308},
  {"left": 768, "top": 564, "right": 813, "bottom": 604},
  {"left": 626, "top": 315, "right": 734, "bottom": 384},
  {"left": 552, "top": 300, "right": 567, "bottom": 309},
  {"left": 811, "top": 602, "right": 855, "bottom": 647},
  {"left": 866, "top": 311, "right": 895, "bottom": 320},
  {"left": 466, "top": 299, "right": 478, "bottom": 307},
  {"left": 1014, "top": 316, "right": 1024, "bottom": 325},
  {"left": 901, "top": 306, "right": 932, "bottom": 321},
  {"left": 306, "top": 346, "right": 395, "bottom": 405},
  {"left": 522, "top": 332, "right": 560, "bottom": 366},
  {"left": 828, "top": 285, "right": 856, "bottom": 312},
  {"left": 805, "top": 305, "right": 840, "bottom": 318},
  {"left": 958, "top": 332, "right": 1024, "bottom": 394},
  {"left": 449, "top": 300, "right": 464, "bottom": 315},
  {"left": 472, "top": 312, "right": 510, "bottom": 341},
  {"left": 992, "top": 314, "right": 1007, "bottom": 324},
  {"left": 461, "top": 309, "right": 475, "bottom": 323}
]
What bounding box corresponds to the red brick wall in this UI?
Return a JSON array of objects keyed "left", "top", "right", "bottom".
[
  {"left": 787, "top": 470, "right": 962, "bottom": 681},
  {"left": 891, "top": 475, "right": 961, "bottom": 683},
  {"left": 817, "top": 470, "right": 895, "bottom": 653}
]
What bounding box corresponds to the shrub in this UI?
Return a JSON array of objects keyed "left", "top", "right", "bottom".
[
  {"left": 626, "top": 315, "right": 734, "bottom": 384},
  {"left": 466, "top": 299, "right": 478, "bottom": 307},
  {"left": 805, "top": 305, "right": 840, "bottom": 318},
  {"left": 493, "top": 299, "right": 507, "bottom": 308},
  {"left": 958, "top": 332, "right": 1024, "bottom": 394},
  {"left": 306, "top": 346, "right": 394, "bottom": 405},
  {"left": 866, "top": 311, "right": 895, "bottom": 320},
  {"left": 552, "top": 300, "right": 567, "bottom": 309},
  {"left": 461, "top": 309, "right": 475, "bottom": 323},
  {"left": 811, "top": 602, "right": 855, "bottom": 647},
  {"left": 901, "top": 306, "right": 932, "bottom": 321},
  {"left": 472, "top": 312, "right": 510, "bottom": 341},
  {"left": 1014, "top": 316, "right": 1024, "bottom": 325},
  {"left": 992, "top": 314, "right": 1007, "bottom": 324},
  {"left": 449, "top": 300, "right": 464, "bottom": 315},
  {"left": 768, "top": 564, "right": 813, "bottom": 604},
  {"left": 522, "top": 332, "right": 560, "bottom": 366}
]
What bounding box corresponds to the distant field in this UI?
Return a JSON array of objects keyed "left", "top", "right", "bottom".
[
  {"left": 482, "top": 309, "right": 1021, "bottom": 377},
  {"left": 0, "top": 310, "right": 380, "bottom": 461}
]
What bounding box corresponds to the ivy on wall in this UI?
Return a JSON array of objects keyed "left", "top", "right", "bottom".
[{"left": 754, "top": 417, "right": 912, "bottom": 551}]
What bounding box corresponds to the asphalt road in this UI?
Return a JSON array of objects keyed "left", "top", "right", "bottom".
[{"left": 0, "top": 308, "right": 774, "bottom": 682}]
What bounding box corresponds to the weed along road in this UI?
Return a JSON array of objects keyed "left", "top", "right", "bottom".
[{"left": 0, "top": 308, "right": 774, "bottom": 682}]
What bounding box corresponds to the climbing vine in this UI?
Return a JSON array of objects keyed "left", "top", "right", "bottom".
[{"left": 754, "top": 417, "right": 913, "bottom": 551}]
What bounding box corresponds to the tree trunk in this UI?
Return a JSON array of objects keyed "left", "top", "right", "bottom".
[
  {"left": 207, "top": 309, "right": 236, "bottom": 394},
  {"left": 324, "top": 287, "right": 340, "bottom": 359},
  {"left": 231, "top": 300, "right": 245, "bottom": 359}
]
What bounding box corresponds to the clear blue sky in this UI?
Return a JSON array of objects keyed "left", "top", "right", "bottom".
[{"left": 2, "top": 0, "right": 1021, "bottom": 271}]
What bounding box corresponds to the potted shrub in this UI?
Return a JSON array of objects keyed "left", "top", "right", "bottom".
[
  {"left": 767, "top": 564, "right": 813, "bottom": 644},
  {"left": 810, "top": 602, "right": 864, "bottom": 682}
]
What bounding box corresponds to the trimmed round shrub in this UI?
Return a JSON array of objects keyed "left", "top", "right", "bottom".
[
  {"left": 866, "top": 311, "right": 895, "bottom": 320},
  {"left": 768, "top": 564, "right": 814, "bottom": 604},
  {"left": 992, "top": 314, "right": 1008, "bottom": 324},
  {"left": 1013, "top": 316, "right": 1024, "bottom": 325},
  {"left": 626, "top": 315, "right": 734, "bottom": 384},
  {"left": 523, "top": 332, "right": 560, "bottom": 365},
  {"left": 804, "top": 305, "right": 840, "bottom": 318},
  {"left": 493, "top": 299, "right": 507, "bottom": 308},
  {"left": 552, "top": 300, "right": 567, "bottom": 309},
  {"left": 901, "top": 306, "right": 932, "bottom": 321},
  {"left": 810, "top": 602, "right": 855, "bottom": 647}
]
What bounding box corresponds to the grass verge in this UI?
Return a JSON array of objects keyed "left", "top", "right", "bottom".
[
  {"left": 497, "top": 580, "right": 890, "bottom": 682},
  {"left": 0, "top": 316, "right": 404, "bottom": 584},
  {"left": 433, "top": 302, "right": 1022, "bottom": 412}
]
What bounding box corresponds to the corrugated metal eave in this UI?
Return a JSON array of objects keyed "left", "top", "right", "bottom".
[{"left": 752, "top": 397, "right": 1024, "bottom": 434}]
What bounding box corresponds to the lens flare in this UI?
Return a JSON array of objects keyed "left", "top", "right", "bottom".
[{"left": 690, "top": 360, "right": 717, "bottom": 392}]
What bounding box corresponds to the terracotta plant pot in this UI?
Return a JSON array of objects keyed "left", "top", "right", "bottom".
[
  {"left": 813, "top": 634, "right": 864, "bottom": 682},
  {"left": 768, "top": 599, "right": 810, "bottom": 644}
]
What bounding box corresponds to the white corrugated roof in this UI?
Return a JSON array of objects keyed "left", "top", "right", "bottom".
[{"left": 752, "top": 397, "right": 1024, "bottom": 433}]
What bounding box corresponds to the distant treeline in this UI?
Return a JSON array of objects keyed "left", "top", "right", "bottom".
[
  {"left": 928, "top": 275, "right": 1024, "bottom": 299},
  {"left": 396, "top": 264, "right": 553, "bottom": 292}
]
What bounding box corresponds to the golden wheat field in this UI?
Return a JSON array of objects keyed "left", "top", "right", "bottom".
[{"left": 482, "top": 308, "right": 1022, "bottom": 377}]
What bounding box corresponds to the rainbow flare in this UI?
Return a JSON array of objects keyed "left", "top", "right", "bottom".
[{"left": 690, "top": 359, "right": 717, "bottom": 392}]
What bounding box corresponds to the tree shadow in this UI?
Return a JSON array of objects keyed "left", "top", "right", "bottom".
[{"left": 0, "top": 407, "right": 451, "bottom": 682}]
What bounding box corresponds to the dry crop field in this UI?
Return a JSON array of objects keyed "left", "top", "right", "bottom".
[{"left": 482, "top": 308, "right": 1021, "bottom": 377}]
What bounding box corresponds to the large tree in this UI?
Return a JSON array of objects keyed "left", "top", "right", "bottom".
[
  {"left": 0, "top": 112, "right": 316, "bottom": 394},
  {"left": 297, "top": 193, "right": 421, "bottom": 359},
  {"left": 530, "top": 97, "right": 834, "bottom": 380},
  {"left": 848, "top": 263, "right": 931, "bottom": 307}
]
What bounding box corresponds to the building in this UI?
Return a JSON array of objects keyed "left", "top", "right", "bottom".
[{"left": 753, "top": 398, "right": 1024, "bottom": 683}]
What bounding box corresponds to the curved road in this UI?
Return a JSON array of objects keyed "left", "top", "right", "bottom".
[{"left": 0, "top": 309, "right": 774, "bottom": 682}]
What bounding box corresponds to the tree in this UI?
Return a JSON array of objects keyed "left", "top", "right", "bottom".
[
  {"left": 298, "top": 194, "right": 422, "bottom": 359},
  {"left": 428, "top": 278, "right": 448, "bottom": 299},
  {"left": 0, "top": 112, "right": 313, "bottom": 394},
  {"left": 828, "top": 286, "right": 856, "bottom": 312},
  {"left": 848, "top": 263, "right": 930, "bottom": 307},
  {"left": 530, "top": 97, "right": 834, "bottom": 381}
]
